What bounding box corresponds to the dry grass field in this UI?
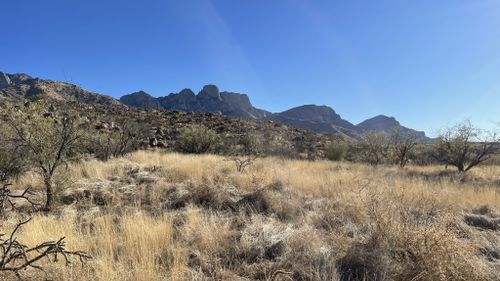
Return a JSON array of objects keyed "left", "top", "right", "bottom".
[{"left": 2, "top": 151, "right": 500, "bottom": 281}]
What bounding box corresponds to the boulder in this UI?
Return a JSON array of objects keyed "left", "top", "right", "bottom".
[{"left": 149, "top": 137, "right": 158, "bottom": 147}]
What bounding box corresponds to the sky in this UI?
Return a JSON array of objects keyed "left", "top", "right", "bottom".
[{"left": 1, "top": 0, "right": 500, "bottom": 136}]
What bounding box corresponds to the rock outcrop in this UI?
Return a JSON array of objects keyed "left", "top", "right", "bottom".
[
  {"left": 0, "top": 71, "right": 121, "bottom": 107},
  {"left": 121, "top": 84, "right": 271, "bottom": 119},
  {"left": 0, "top": 72, "right": 11, "bottom": 88}
]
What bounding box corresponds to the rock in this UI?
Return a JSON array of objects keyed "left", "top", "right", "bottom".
[
  {"left": 155, "top": 127, "right": 164, "bottom": 137},
  {"left": 95, "top": 122, "right": 109, "bottom": 130},
  {"left": 149, "top": 137, "right": 158, "bottom": 147},
  {"left": 121, "top": 84, "right": 270, "bottom": 119},
  {"left": 0, "top": 72, "right": 11, "bottom": 88},
  {"left": 7, "top": 73, "right": 32, "bottom": 84}
]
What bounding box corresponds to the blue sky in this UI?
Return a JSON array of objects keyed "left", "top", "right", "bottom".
[{"left": 1, "top": 0, "right": 499, "bottom": 135}]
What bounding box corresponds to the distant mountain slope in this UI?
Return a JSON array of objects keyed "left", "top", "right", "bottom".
[
  {"left": 120, "top": 85, "right": 271, "bottom": 119},
  {"left": 120, "top": 91, "right": 159, "bottom": 109},
  {"left": 357, "top": 115, "right": 430, "bottom": 141},
  {"left": 0, "top": 71, "right": 121, "bottom": 107},
  {"left": 268, "top": 105, "right": 360, "bottom": 139}
]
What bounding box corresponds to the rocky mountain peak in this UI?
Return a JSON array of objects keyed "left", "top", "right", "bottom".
[
  {"left": 357, "top": 114, "right": 430, "bottom": 141},
  {"left": 178, "top": 88, "right": 195, "bottom": 97},
  {"left": 120, "top": 91, "right": 159, "bottom": 109},
  {"left": 357, "top": 115, "right": 401, "bottom": 132},
  {"left": 277, "top": 105, "right": 341, "bottom": 123},
  {"left": 198, "top": 84, "right": 221, "bottom": 101}
]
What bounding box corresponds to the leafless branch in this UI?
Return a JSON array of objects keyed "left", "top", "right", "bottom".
[
  {"left": 0, "top": 184, "right": 40, "bottom": 216},
  {"left": 0, "top": 218, "right": 91, "bottom": 279}
]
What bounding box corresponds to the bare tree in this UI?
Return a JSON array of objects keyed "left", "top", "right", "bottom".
[
  {"left": 359, "top": 132, "right": 390, "bottom": 165},
  {"left": 390, "top": 128, "right": 419, "bottom": 168},
  {"left": 433, "top": 120, "right": 500, "bottom": 172},
  {"left": 0, "top": 218, "right": 91, "bottom": 279},
  {"left": 231, "top": 133, "right": 263, "bottom": 173},
  {"left": 6, "top": 101, "right": 84, "bottom": 210}
]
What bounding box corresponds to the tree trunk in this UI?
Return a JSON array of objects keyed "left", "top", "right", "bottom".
[{"left": 43, "top": 175, "right": 53, "bottom": 211}]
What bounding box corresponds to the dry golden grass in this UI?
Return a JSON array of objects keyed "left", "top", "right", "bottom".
[{"left": 2, "top": 150, "right": 500, "bottom": 280}]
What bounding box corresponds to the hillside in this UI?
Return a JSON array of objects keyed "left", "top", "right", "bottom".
[
  {"left": 0, "top": 71, "right": 121, "bottom": 107},
  {"left": 0, "top": 73, "right": 333, "bottom": 160}
]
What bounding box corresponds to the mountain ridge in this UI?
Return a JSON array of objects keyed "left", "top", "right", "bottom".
[
  {"left": 120, "top": 88, "right": 429, "bottom": 141},
  {"left": 0, "top": 70, "right": 429, "bottom": 140}
]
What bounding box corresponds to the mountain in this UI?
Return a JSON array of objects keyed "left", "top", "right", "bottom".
[
  {"left": 0, "top": 71, "right": 121, "bottom": 107},
  {"left": 0, "top": 70, "right": 429, "bottom": 140},
  {"left": 357, "top": 115, "right": 430, "bottom": 141},
  {"left": 120, "top": 85, "right": 271, "bottom": 119},
  {"left": 120, "top": 91, "right": 159, "bottom": 109},
  {"left": 268, "top": 105, "right": 360, "bottom": 139},
  {"left": 0, "top": 71, "right": 333, "bottom": 160}
]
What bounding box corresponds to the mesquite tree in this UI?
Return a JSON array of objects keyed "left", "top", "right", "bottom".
[
  {"left": 390, "top": 128, "right": 419, "bottom": 168},
  {"left": 6, "top": 101, "right": 84, "bottom": 210},
  {"left": 433, "top": 121, "right": 500, "bottom": 172},
  {"left": 360, "top": 132, "right": 390, "bottom": 165}
]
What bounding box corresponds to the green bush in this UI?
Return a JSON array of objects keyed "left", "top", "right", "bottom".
[
  {"left": 264, "top": 135, "right": 297, "bottom": 158},
  {"left": 176, "top": 125, "right": 220, "bottom": 154},
  {"left": 240, "top": 133, "right": 264, "bottom": 156},
  {"left": 325, "top": 140, "right": 348, "bottom": 161}
]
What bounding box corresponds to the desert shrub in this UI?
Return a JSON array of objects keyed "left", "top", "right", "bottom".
[
  {"left": 227, "top": 133, "right": 264, "bottom": 173},
  {"left": 0, "top": 127, "right": 27, "bottom": 182},
  {"left": 411, "top": 144, "right": 437, "bottom": 166},
  {"left": 264, "top": 135, "right": 297, "bottom": 158},
  {"left": 239, "top": 133, "right": 264, "bottom": 156},
  {"left": 325, "top": 139, "right": 349, "bottom": 161},
  {"left": 486, "top": 151, "right": 500, "bottom": 165},
  {"left": 176, "top": 124, "right": 220, "bottom": 154},
  {"left": 86, "top": 120, "right": 144, "bottom": 160}
]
